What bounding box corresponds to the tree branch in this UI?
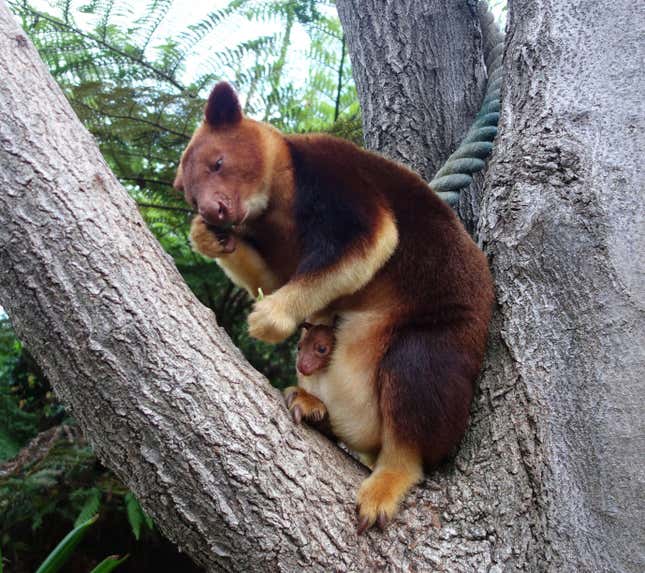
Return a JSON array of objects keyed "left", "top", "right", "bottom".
[
  {"left": 333, "top": 36, "right": 346, "bottom": 122},
  {"left": 121, "top": 177, "right": 174, "bottom": 188}
]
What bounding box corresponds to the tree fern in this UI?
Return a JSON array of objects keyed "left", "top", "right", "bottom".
[{"left": 135, "top": 0, "right": 173, "bottom": 51}]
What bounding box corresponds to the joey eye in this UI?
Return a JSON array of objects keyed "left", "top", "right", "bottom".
[
  {"left": 297, "top": 343, "right": 302, "bottom": 351},
  {"left": 210, "top": 157, "right": 223, "bottom": 172},
  {"left": 315, "top": 345, "right": 328, "bottom": 355}
]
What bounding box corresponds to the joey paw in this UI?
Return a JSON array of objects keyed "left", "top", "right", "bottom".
[{"left": 282, "top": 387, "right": 327, "bottom": 425}]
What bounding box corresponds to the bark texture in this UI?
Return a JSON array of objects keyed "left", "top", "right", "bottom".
[
  {"left": 1, "top": 1, "right": 643, "bottom": 572},
  {"left": 336, "top": 0, "right": 487, "bottom": 181},
  {"left": 477, "top": 0, "right": 644, "bottom": 571}
]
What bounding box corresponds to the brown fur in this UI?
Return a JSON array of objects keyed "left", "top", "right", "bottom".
[
  {"left": 179, "top": 82, "right": 494, "bottom": 532},
  {"left": 296, "top": 323, "right": 335, "bottom": 376},
  {"left": 190, "top": 215, "right": 280, "bottom": 297},
  {"left": 283, "top": 386, "right": 327, "bottom": 423}
]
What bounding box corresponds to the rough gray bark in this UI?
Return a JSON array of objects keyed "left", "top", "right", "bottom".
[
  {"left": 476, "top": 1, "right": 645, "bottom": 570},
  {"left": 1, "top": 1, "right": 643, "bottom": 573},
  {"left": 335, "top": 0, "right": 487, "bottom": 180}
]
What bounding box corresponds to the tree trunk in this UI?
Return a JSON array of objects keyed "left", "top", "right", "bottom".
[
  {"left": 0, "top": 1, "right": 642, "bottom": 572},
  {"left": 476, "top": 1, "right": 645, "bottom": 570},
  {"left": 335, "top": 0, "right": 487, "bottom": 180}
]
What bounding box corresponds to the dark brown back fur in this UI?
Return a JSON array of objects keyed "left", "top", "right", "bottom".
[{"left": 284, "top": 134, "right": 493, "bottom": 465}]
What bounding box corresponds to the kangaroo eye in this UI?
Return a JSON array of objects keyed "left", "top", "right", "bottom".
[
  {"left": 315, "top": 345, "right": 327, "bottom": 355},
  {"left": 297, "top": 343, "right": 302, "bottom": 351},
  {"left": 210, "top": 158, "right": 223, "bottom": 172}
]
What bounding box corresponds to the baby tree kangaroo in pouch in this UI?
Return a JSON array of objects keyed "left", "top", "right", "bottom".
[
  {"left": 284, "top": 320, "right": 336, "bottom": 426},
  {"left": 176, "top": 82, "right": 494, "bottom": 533}
]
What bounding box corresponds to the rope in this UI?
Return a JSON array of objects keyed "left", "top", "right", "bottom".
[{"left": 430, "top": 2, "right": 505, "bottom": 206}]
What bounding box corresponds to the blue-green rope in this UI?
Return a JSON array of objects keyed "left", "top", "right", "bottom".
[{"left": 431, "top": 4, "right": 505, "bottom": 206}]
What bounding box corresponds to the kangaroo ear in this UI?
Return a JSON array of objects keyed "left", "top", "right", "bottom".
[
  {"left": 300, "top": 322, "right": 313, "bottom": 331},
  {"left": 205, "top": 82, "right": 242, "bottom": 127}
]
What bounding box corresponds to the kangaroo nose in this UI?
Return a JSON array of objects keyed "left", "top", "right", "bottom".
[{"left": 200, "top": 200, "right": 229, "bottom": 227}]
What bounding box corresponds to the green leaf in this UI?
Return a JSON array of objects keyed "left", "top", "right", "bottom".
[
  {"left": 142, "top": 508, "right": 154, "bottom": 532},
  {"left": 89, "top": 554, "right": 129, "bottom": 573},
  {"left": 74, "top": 487, "right": 102, "bottom": 527},
  {"left": 124, "top": 492, "right": 152, "bottom": 540},
  {"left": 35, "top": 514, "right": 98, "bottom": 573}
]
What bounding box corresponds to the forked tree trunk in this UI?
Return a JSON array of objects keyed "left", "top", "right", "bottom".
[
  {"left": 0, "top": 1, "right": 642, "bottom": 572},
  {"left": 336, "top": 0, "right": 493, "bottom": 235},
  {"left": 339, "top": 2, "right": 644, "bottom": 570},
  {"left": 335, "top": 0, "right": 487, "bottom": 180}
]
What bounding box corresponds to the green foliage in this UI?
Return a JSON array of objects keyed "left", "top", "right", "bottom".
[
  {"left": 0, "top": 318, "right": 29, "bottom": 460},
  {"left": 73, "top": 487, "right": 102, "bottom": 528},
  {"left": 35, "top": 514, "right": 98, "bottom": 573},
  {"left": 0, "top": 426, "right": 96, "bottom": 537},
  {"left": 89, "top": 554, "right": 129, "bottom": 573},
  {"left": 31, "top": 511, "right": 128, "bottom": 573},
  {"left": 123, "top": 492, "right": 153, "bottom": 541},
  {"left": 0, "top": 424, "right": 183, "bottom": 571},
  {"left": 0, "top": 317, "right": 61, "bottom": 463},
  {"left": 0, "top": 376, "right": 35, "bottom": 461}
]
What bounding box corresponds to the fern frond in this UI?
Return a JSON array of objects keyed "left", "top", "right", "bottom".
[
  {"left": 135, "top": 0, "right": 173, "bottom": 50},
  {"left": 170, "top": 1, "right": 250, "bottom": 72},
  {"left": 11, "top": 3, "right": 186, "bottom": 90}
]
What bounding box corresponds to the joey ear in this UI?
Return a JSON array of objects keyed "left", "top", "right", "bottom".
[
  {"left": 205, "top": 81, "right": 243, "bottom": 127},
  {"left": 301, "top": 322, "right": 313, "bottom": 331}
]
